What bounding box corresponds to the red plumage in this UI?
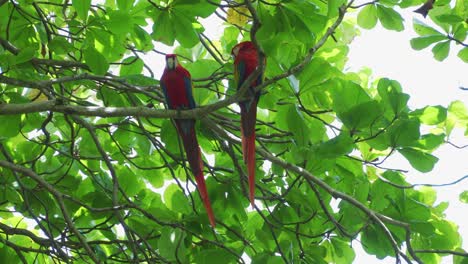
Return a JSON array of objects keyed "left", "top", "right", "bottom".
[
  {"left": 161, "top": 54, "right": 216, "bottom": 227},
  {"left": 232, "top": 41, "right": 265, "bottom": 207}
]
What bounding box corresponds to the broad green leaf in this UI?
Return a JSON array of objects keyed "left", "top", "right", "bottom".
[
  {"left": 411, "top": 105, "right": 447, "bottom": 125},
  {"left": 410, "top": 35, "right": 447, "bottom": 50},
  {"left": 361, "top": 224, "right": 395, "bottom": 259},
  {"left": 122, "top": 74, "right": 158, "bottom": 86},
  {"left": 453, "top": 24, "right": 467, "bottom": 43},
  {"left": 194, "top": 249, "right": 237, "bottom": 264},
  {"left": 398, "top": 147, "right": 438, "bottom": 172},
  {"left": 152, "top": 11, "right": 176, "bottom": 46},
  {"left": 331, "top": 80, "right": 372, "bottom": 115},
  {"left": 117, "top": 0, "right": 133, "bottom": 10},
  {"left": 376, "top": 4, "right": 404, "bottom": 31},
  {"left": 315, "top": 133, "right": 354, "bottom": 159},
  {"left": 11, "top": 46, "right": 35, "bottom": 65},
  {"left": 286, "top": 105, "right": 311, "bottom": 146},
  {"left": 83, "top": 47, "right": 109, "bottom": 75},
  {"left": 413, "top": 18, "right": 443, "bottom": 36},
  {"left": 414, "top": 133, "right": 445, "bottom": 151},
  {"left": 131, "top": 25, "right": 154, "bottom": 52},
  {"left": 116, "top": 165, "right": 144, "bottom": 197},
  {"left": 329, "top": 237, "right": 356, "bottom": 263},
  {"left": 458, "top": 47, "right": 468, "bottom": 63},
  {"left": 328, "top": 0, "right": 346, "bottom": 18},
  {"left": 340, "top": 100, "right": 383, "bottom": 129},
  {"left": 377, "top": 78, "right": 410, "bottom": 116},
  {"left": 388, "top": 118, "right": 420, "bottom": 147},
  {"left": 174, "top": 0, "right": 220, "bottom": 18},
  {"left": 0, "top": 115, "right": 21, "bottom": 139},
  {"left": 160, "top": 120, "right": 181, "bottom": 156},
  {"left": 436, "top": 14, "right": 464, "bottom": 23},
  {"left": 357, "top": 4, "right": 378, "bottom": 29},
  {"left": 158, "top": 227, "right": 187, "bottom": 262},
  {"left": 120, "top": 56, "right": 144, "bottom": 76},
  {"left": 164, "top": 184, "right": 191, "bottom": 214},
  {"left": 460, "top": 191, "right": 468, "bottom": 203},
  {"left": 403, "top": 197, "right": 431, "bottom": 221},
  {"left": 106, "top": 10, "right": 133, "bottom": 35},
  {"left": 72, "top": 0, "right": 91, "bottom": 21},
  {"left": 431, "top": 41, "right": 450, "bottom": 61},
  {"left": 172, "top": 11, "right": 200, "bottom": 48},
  {"left": 454, "top": 248, "right": 468, "bottom": 264}
]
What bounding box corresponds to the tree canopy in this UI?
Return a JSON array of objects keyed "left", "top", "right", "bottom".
[{"left": 0, "top": 0, "right": 467, "bottom": 263}]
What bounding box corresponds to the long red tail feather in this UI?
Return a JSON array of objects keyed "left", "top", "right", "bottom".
[
  {"left": 179, "top": 123, "right": 216, "bottom": 227},
  {"left": 194, "top": 173, "right": 216, "bottom": 227},
  {"left": 246, "top": 133, "right": 256, "bottom": 207},
  {"left": 240, "top": 101, "right": 258, "bottom": 207}
]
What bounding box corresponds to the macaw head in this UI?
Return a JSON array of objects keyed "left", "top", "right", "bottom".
[
  {"left": 231, "top": 41, "right": 256, "bottom": 59},
  {"left": 165, "top": 54, "right": 179, "bottom": 70}
]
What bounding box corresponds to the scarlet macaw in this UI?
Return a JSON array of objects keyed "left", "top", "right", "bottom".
[
  {"left": 232, "top": 41, "right": 265, "bottom": 207},
  {"left": 161, "top": 54, "right": 216, "bottom": 227}
]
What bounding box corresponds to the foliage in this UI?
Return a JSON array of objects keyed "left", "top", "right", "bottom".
[{"left": 0, "top": 0, "right": 466, "bottom": 263}]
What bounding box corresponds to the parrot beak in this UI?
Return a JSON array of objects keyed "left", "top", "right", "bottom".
[
  {"left": 231, "top": 46, "right": 240, "bottom": 59},
  {"left": 165, "top": 55, "right": 178, "bottom": 70}
]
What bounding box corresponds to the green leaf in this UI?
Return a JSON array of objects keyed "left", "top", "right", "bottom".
[
  {"left": 122, "top": 74, "right": 158, "bottom": 86},
  {"left": 411, "top": 105, "right": 447, "bottom": 125},
  {"left": 431, "top": 41, "right": 450, "bottom": 61},
  {"left": 357, "top": 4, "right": 378, "bottom": 29},
  {"left": 377, "top": 78, "right": 410, "bottom": 116},
  {"left": 286, "top": 105, "right": 311, "bottom": 146},
  {"left": 457, "top": 47, "right": 468, "bottom": 63},
  {"left": 106, "top": 10, "right": 133, "bottom": 35},
  {"left": 119, "top": 56, "right": 144, "bottom": 76},
  {"left": 11, "top": 46, "right": 35, "bottom": 65},
  {"left": 340, "top": 101, "right": 383, "bottom": 129},
  {"left": 361, "top": 224, "right": 395, "bottom": 259},
  {"left": 414, "top": 133, "right": 445, "bottom": 151},
  {"left": 174, "top": 0, "right": 220, "bottom": 18},
  {"left": 83, "top": 47, "right": 109, "bottom": 75},
  {"left": 376, "top": 4, "right": 404, "bottom": 31},
  {"left": 117, "top": 0, "right": 134, "bottom": 10},
  {"left": 0, "top": 115, "right": 21, "bottom": 139},
  {"left": 436, "top": 14, "right": 464, "bottom": 23},
  {"left": 413, "top": 18, "right": 443, "bottom": 36},
  {"left": 328, "top": 237, "right": 356, "bottom": 263},
  {"left": 72, "top": 0, "right": 91, "bottom": 21},
  {"left": 172, "top": 11, "right": 200, "bottom": 48},
  {"left": 194, "top": 249, "right": 237, "bottom": 264},
  {"left": 164, "top": 184, "right": 191, "bottom": 214},
  {"left": 152, "top": 11, "right": 175, "bottom": 46},
  {"left": 158, "top": 227, "right": 187, "bottom": 262},
  {"left": 403, "top": 197, "right": 431, "bottom": 221},
  {"left": 388, "top": 118, "right": 420, "bottom": 147},
  {"left": 315, "top": 133, "right": 354, "bottom": 159},
  {"left": 398, "top": 147, "right": 438, "bottom": 172},
  {"left": 460, "top": 191, "right": 468, "bottom": 203},
  {"left": 410, "top": 35, "right": 447, "bottom": 50},
  {"left": 328, "top": 0, "right": 346, "bottom": 18},
  {"left": 454, "top": 248, "right": 468, "bottom": 264},
  {"left": 160, "top": 120, "right": 181, "bottom": 152}
]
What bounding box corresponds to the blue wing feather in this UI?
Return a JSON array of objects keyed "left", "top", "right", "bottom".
[
  {"left": 160, "top": 81, "right": 172, "bottom": 108},
  {"left": 183, "top": 76, "right": 196, "bottom": 109},
  {"left": 236, "top": 60, "right": 246, "bottom": 90}
]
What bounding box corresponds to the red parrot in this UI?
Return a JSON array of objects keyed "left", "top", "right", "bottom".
[
  {"left": 161, "top": 54, "right": 216, "bottom": 227},
  {"left": 232, "top": 41, "right": 265, "bottom": 207}
]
